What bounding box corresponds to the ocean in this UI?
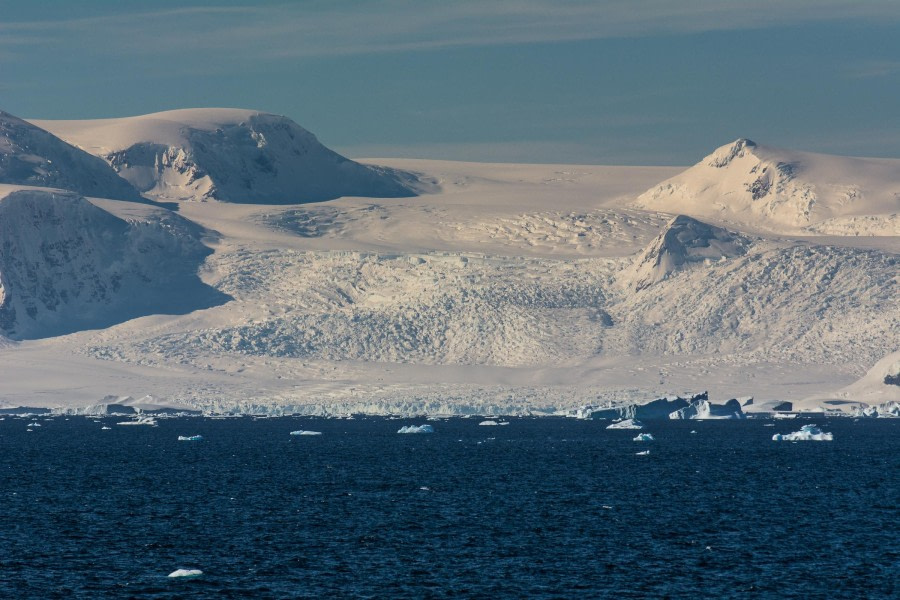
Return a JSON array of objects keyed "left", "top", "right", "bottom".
[{"left": 1, "top": 416, "right": 897, "bottom": 598}]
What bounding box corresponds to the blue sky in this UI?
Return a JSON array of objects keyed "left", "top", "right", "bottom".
[{"left": 1, "top": 1, "right": 899, "bottom": 164}]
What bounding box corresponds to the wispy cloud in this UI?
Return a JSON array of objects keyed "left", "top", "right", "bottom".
[
  {"left": 843, "top": 60, "right": 900, "bottom": 79},
  {"left": 2, "top": 1, "right": 899, "bottom": 63}
]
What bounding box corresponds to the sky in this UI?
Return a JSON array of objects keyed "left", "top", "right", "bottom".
[{"left": 1, "top": 0, "right": 899, "bottom": 165}]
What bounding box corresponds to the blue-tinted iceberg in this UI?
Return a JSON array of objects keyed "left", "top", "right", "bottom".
[
  {"left": 398, "top": 424, "right": 434, "bottom": 434},
  {"left": 772, "top": 424, "right": 833, "bottom": 441},
  {"left": 177, "top": 435, "right": 203, "bottom": 441},
  {"left": 633, "top": 433, "right": 655, "bottom": 442}
]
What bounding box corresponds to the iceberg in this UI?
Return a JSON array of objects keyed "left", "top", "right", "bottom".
[
  {"left": 607, "top": 419, "right": 644, "bottom": 430},
  {"left": 177, "top": 435, "right": 203, "bottom": 441},
  {"left": 635, "top": 450, "right": 650, "bottom": 456},
  {"left": 101, "top": 426, "right": 111, "bottom": 430},
  {"left": 772, "top": 424, "right": 833, "bottom": 441},
  {"left": 398, "top": 424, "right": 434, "bottom": 434},
  {"left": 633, "top": 433, "right": 655, "bottom": 442},
  {"left": 168, "top": 569, "right": 203, "bottom": 579},
  {"left": 478, "top": 420, "right": 498, "bottom": 426},
  {"left": 290, "top": 430, "right": 322, "bottom": 436}
]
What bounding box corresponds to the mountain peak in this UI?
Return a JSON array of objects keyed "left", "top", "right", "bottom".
[
  {"left": 707, "top": 138, "right": 757, "bottom": 168},
  {"left": 626, "top": 214, "right": 749, "bottom": 291},
  {"left": 33, "top": 109, "right": 425, "bottom": 204}
]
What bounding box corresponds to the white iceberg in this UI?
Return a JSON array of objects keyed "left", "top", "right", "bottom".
[
  {"left": 101, "top": 426, "right": 111, "bottom": 430},
  {"left": 478, "top": 420, "right": 498, "bottom": 426},
  {"left": 398, "top": 424, "right": 434, "bottom": 434},
  {"left": 635, "top": 450, "right": 650, "bottom": 456},
  {"left": 178, "top": 435, "right": 203, "bottom": 441},
  {"left": 772, "top": 424, "right": 833, "bottom": 441},
  {"left": 633, "top": 433, "right": 655, "bottom": 442},
  {"left": 607, "top": 419, "right": 644, "bottom": 430},
  {"left": 168, "top": 568, "right": 203, "bottom": 579},
  {"left": 290, "top": 430, "right": 322, "bottom": 436}
]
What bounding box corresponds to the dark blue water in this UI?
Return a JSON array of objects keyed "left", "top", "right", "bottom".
[{"left": 0, "top": 416, "right": 897, "bottom": 598}]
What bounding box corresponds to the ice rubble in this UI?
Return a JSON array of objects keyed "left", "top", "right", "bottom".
[
  {"left": 772, "top": 424, "right": 833, "bottom": 441},
  {"left": 398, "top": 424, "right": 434, "bottom": 434},
  {"left": 633, "top": 433, "right": 655, "bottom": 442}
]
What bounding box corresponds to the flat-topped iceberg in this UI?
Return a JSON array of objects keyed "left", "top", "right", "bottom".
[
  {"left": 607, "top": 419, "right": 644, "bottom": 430},
  {"left": 290, "top": 430, "right": 322, "bottom": 436},
  {"left": 177, "top": 435, "right": 203, "bottom": 441},
  {"left": 398, "top": 424, "right": 434, "bottom": 434},
  {"left": 478, "top": 420, "right": 498, "bottom": 426},
  {"left": 772, "top": 424, "right": 833, "bottom": 441},
  {"left": 633, "top": 433, "right": 655, "bottom": 442}
]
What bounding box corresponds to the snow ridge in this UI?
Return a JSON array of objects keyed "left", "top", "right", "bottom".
[
  {"left": 34, "top": 109, "right": 425, "bottom": 204},
  {"left": 0, "top": 111, "right": 142, "bottom": 202}
]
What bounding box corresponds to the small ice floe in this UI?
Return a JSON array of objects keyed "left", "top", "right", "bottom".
[
  {"left": 772, "top": 424, "right": 833, "bottom": 442},
  {"left": 773, "top": 413, "right": 797, "bottom": 419},
  {"left": 607, "top": 419, "right": 644, "bottom": 430},
  {"left": 478, "top": 420, "right": 498, "bottom": 426},
  {"left": 101, "top": 426, "right": 111, "bottom": 430},
  {"left": 168, "top": 568, "right": 203, "bottom": 579},
  {"left": 290, "top": 430, "right": 322, "bottom": 436},
  {"left": 117, "top": 417, "right": 158, "bottom": 427},
  {"left": 178, "top": 435, "right": 203, "bottom": 441},
  {"left": 419, "top": 486, "right": 431, "bottom": 491},
  {"left": 690, "top": 430, "right": 698, "bottom": 434},
  {"left": 498, "top": 421, "right": 510, "bottom": 426},
  {"left": 635, "top": 450, "right": 650, "bottom": 456},
  {"left": 633, "top": 433, "right": 655, "bottom": 442},
  {"left": 28, "top": 422, "right": 41, "bottom": 427},
  {"left": 397, "top": 425, "right": 434, "bottom": 434},
  {"left": 763, "top": 423, "right": 774, "bottom": 427}
]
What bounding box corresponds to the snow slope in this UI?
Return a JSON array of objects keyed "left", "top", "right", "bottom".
[
  {"left": 0, "top": 186, "right": 228, "bottom": 339},
  {"left": 0, "top": 145, "right": 894, "bottom": 415},
  {"left": 0, "top": 111, "right": 142, "bottom": 202},
  {"left": 633, "top": 138, "right": 900, "bottom": 235},
  {"left": 32, "top": 109, "right": 424, "bottom": 204}
]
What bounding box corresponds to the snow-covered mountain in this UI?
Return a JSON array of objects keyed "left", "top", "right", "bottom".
[
  {"left": 0, "top": 187, "right": 228, "bottom": 339},
  {"left": 633, "top": 138, "right": 900, "bottom": 234},
  {"left": 0, "top": 111, "right": 143, "bottom": 202},
  {"left": 624, "top": 214, "right": 749, "bottom": 291},
  {"left": 33, "top": 109, "right": 423, "bottom": 204}
]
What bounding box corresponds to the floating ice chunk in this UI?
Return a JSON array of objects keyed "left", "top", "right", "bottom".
[
  {"left": 607, "top": 419, "right": 643, "bottom": 430},
  {"left": 772, "top": 424, "right": 833, "bottom": 441},
  {"left": 398, "top": 425, "right": 434, "bottom": 434},
  {"left": 773, "top": 413, "right": 797, "bottom": 419},
  {"left": 690, "top": 430, "right": 697, "bottom": 434},
  {"left": 498, "top": 421, "right": 510, "bottom": 426},
  {"left": 290, "top": 430, "right": 322, "bottom": 436},
  {"left": 478, "top": 420, "right": 498, "bottom": 426},
  {"left": 633, "top": 433, "right": 655, "bottom": 442},
  {"left": 178, "top": 435, "right": 203, "bottom": 441},
  {"left": 168, "top": 569, "right": 203, "bottom": 579},
  {"left": 635, "top": 450, "right": 650, "bottom": 456},
  {"left": 101, "top": 426, "right": 111, "bottom": 430}
]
